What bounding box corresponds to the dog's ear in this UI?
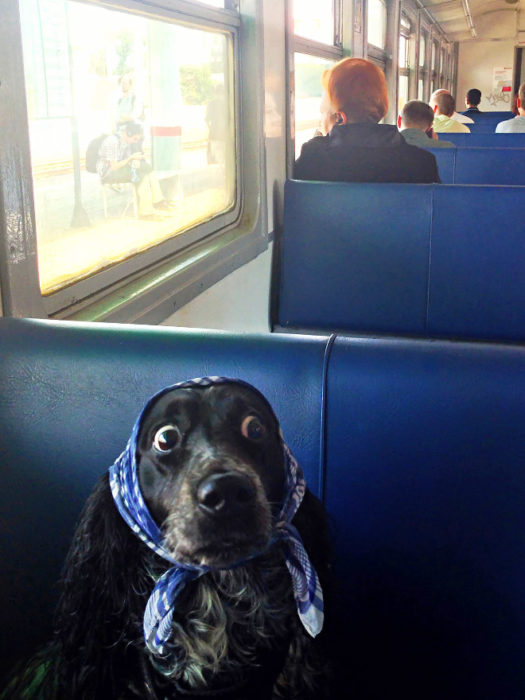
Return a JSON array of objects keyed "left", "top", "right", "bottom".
[{"left": 52, "top": 475, "right": 150, "bottom": 695}]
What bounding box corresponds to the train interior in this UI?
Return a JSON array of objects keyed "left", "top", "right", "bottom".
[{"left": 1, "top": 0, "right": 525, "bottom": 697}]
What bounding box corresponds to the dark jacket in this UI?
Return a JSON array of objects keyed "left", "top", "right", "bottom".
[
  {"left": 462, "top": 107, "right": 482, "bottom": 115},
  {"left": 294, "top": 122, "right": 440, "bottom": 184}
]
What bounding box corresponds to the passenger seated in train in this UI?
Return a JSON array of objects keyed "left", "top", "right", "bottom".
[
  {"left": 398, "top": 100, "right": 455, "bottom": 149},
  {"left": 431, "top": 92, "right": 471, "bottom": 134},
  {"left": 430, "top": 88, "right": 473, "bottom": 124},
  {"left": 294, "top": 58, "right": 440, "bottom": 184},
  {"left": 496, "top": 83, "right": 525, "bottom": 132},
  {"left": 96, "top": 123, "right": 174, "bottom": 220},
  {"left": 462, "top": 88, "right": 482, "bottom": 115}
]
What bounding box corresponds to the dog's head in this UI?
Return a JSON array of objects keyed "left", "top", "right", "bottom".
[{"left": 135, "top": 381, "right": 286, "bottom": 569}]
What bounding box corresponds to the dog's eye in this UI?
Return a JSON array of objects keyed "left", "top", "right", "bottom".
[
  {"left": 153, "top": 424, "right": 181, "bottom": 453},
  {"left": 241, "top": 416, "right": 265, "bottom": 441}
]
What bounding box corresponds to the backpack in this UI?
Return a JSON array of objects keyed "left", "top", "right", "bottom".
[{"left": 85, "top": 134, "right": 108, "bottom": 173}]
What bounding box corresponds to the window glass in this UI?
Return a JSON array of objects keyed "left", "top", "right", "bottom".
[
  {"left": 398, "top": 74, "right": 409, "bottom": 113},
  {"left": 400, "top": 14, "right": 411, "bottom": 32},
  {"left": 196, "top": 0, "right": 225, "bottom": 5},
  {"left": 293, "top": 0, "right": 335, "bottom": 45},
  {"left": 19, "top": 0, "right": 235, "bottom": 295},
  {"left": 398, "top": 35, "right": 408, "bottom": 69},
  {"left": 431, "top": 41, "right": 437, "bottom": 71},
  {"left": 419, "top": 33, "right": 426, "bottom": 68},
  {"left": 294, "top": 53, "right": 333, "bottom": 158},
  {"left": 418, "top": 78, "right": 424, "bottom": 100},
  {"left": 367, "top": 0, "right": 387, "bottom": 50}
]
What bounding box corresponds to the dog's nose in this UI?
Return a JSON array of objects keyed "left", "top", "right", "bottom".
[{"left": 196, "top": 472, "right": 256, "bottom": 516}]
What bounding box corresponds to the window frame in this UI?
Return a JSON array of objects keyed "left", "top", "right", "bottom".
[
  {"left": 366, "top": 0, "right": 388, "bottom": 68},
  {"left": 0, "top": 0, "right": 268, "bottom": 323},
  {"left": 286, "top": 0, "right": 348, "bottom": 175}
]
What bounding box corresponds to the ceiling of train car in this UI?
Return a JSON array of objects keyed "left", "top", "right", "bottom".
[{"left": 423, "top": 0, "right": 524, "bottom": 42}]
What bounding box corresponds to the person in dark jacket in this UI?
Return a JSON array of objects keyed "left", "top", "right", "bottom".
[
  {"left": 462, "top": 88, "right": 482, "bottom": 115},
  {"left": 294, "top": 58, "right": 440, "bottom": 184}
]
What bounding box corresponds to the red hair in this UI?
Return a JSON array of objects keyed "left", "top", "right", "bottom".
[{"left": 327, "top": 58, "right": 388, "bottom": 123}]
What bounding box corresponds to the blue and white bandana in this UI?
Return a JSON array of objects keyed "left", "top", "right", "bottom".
[{"left": 108, "top": 377, "right": 324, "bottom": 659}]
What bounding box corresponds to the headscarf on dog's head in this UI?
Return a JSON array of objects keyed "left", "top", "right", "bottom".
[{"left": 109, "top": 377, "right": 324, "bottom": 658}]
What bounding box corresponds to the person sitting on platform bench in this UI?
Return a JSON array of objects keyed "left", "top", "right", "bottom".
[{"left": 96, "top": 123, "right": 173, "bottom": 220}]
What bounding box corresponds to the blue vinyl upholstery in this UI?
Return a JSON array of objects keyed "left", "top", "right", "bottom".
[
  {"left": 466, "top": 111, "right": 514, "bottom": 133},
  {"left": 444, "top": 132, "right": 525, "bottom": 147},
  {"left": 3, "top": 318, "right": 525, "bottom": 699},
  {"left": 428, "top": 147, "right": 455, "bottom": 182},
  {"left": 0, "top": 318, "right": 329, "bottom": 682},
  {"left": 455, "top": 147, "right": 525, "bottom": 185},
  {"left": 325, "top": 334, "right": 525, "bottom": 698},
  {"left": 277, "top": 181, "right": 433, "bottom": 335},
  {"left": 428, "top": 147, "right": 525, "bottom": 184},
  {"left": 275, "top": 180, "right": 525, "bottom": 342},
  {"left": 428, "top": 185, "right": 525, "bottom": 339}
]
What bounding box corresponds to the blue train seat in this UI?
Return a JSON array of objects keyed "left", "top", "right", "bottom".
[
  {"left": 274, "top": 179, "right": 525, "bottom": 342},
  {"left": 427, "top": 146, "right": 525, "bottom": 184},
  {"left": 467, "top": 115, "right": 514, "bottom": 133},
  {"left": 0, "top": 318, "right": 329, "bottom": 684},
  {"left": 3, "top": 318, "right": 525, "bottom": 698},
  {"left": 275, "top": 181, "right": 433, "bottom": 335},
  {"left": 454, "top": 147, "right": 525, "bottom": 185},
  {"left": 326, "top": 333, "right": 525, "bottom": 698},
  {"left": 428, "top": 147, "right": 455, "bottom": 182},
  {"left": 444, "top": 132, "right": 525, "bottom": 147}
]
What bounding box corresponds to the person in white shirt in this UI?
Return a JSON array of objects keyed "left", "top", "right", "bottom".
[
  {"left": 495, "top": 83, "right": 525, "bottom": 133},
  {"left": 430, "top": 89, "right": 474, "bottom": 125}
]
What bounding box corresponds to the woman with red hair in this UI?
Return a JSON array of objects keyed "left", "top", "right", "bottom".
[{"left": 294, "top": 58, "right": 439, "bottom": 183}]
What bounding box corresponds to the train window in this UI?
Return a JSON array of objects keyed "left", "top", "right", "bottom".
[
  {"left": 418, "top": 29, "right": 428, "bottom": 100},
  {"left": 293, "top": 0, "right": 336, "bottom": 45},
  {"left": 431, "top": 39, "right": 439, "bottom": 92},
  {"left": 294, "top": 54, "right": 333, "bottom": 157},
  {"left": 419, "top": 32, "right": 427, "bottom": 68},
  {"left": 288, "top": 0, "right": 344, "bottom": 170},
  {"left": 367, "top": 0, "right": 387, "bottom": 50},
  {"left": 19, "top": 0, "right": 236, "bottom": 296},
  {"left": 398, "top": 14, "right": 412, "bottom": 111}
]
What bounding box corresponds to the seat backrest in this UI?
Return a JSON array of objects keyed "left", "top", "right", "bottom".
[
  {"left": 427, "top": 184, "right": 525, "bottom": 340},
  {"left": 444, "top": 132, "right": 525, "bottom": 147},
  {"left": 276, "top": 180, "right": 433, "bottom": 335},
  {"left": 3, "top": 318, "right": 525, "bottom": 697},
  {"left": 0, "top": 318, "right": 330, "bottom": 682},
  {"left": 428, "top": 147, "right": 455, "bottom": 182},
  {"left": 275, "top": 180, "right": 525, "bottom": 342},
  {"left": 468, "top": 114, "right": 514, "bottom": 133},
  {"left": 454, "top": 147, "right": 525, "bottom": 185},
  {"left": 326, "top": 334, "right": 525, "bottom": 697},
  {"left": 427, "top": 146, "right": 525, "bottom": 184}
]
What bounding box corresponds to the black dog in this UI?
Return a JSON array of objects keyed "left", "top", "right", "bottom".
[{"left": 6, "top": 378, "right": 332, "bottom": 699}]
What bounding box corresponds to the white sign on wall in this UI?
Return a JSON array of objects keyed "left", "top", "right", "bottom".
[{"left": 493, "top": 66, "right": 513, "bottom": 93}]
